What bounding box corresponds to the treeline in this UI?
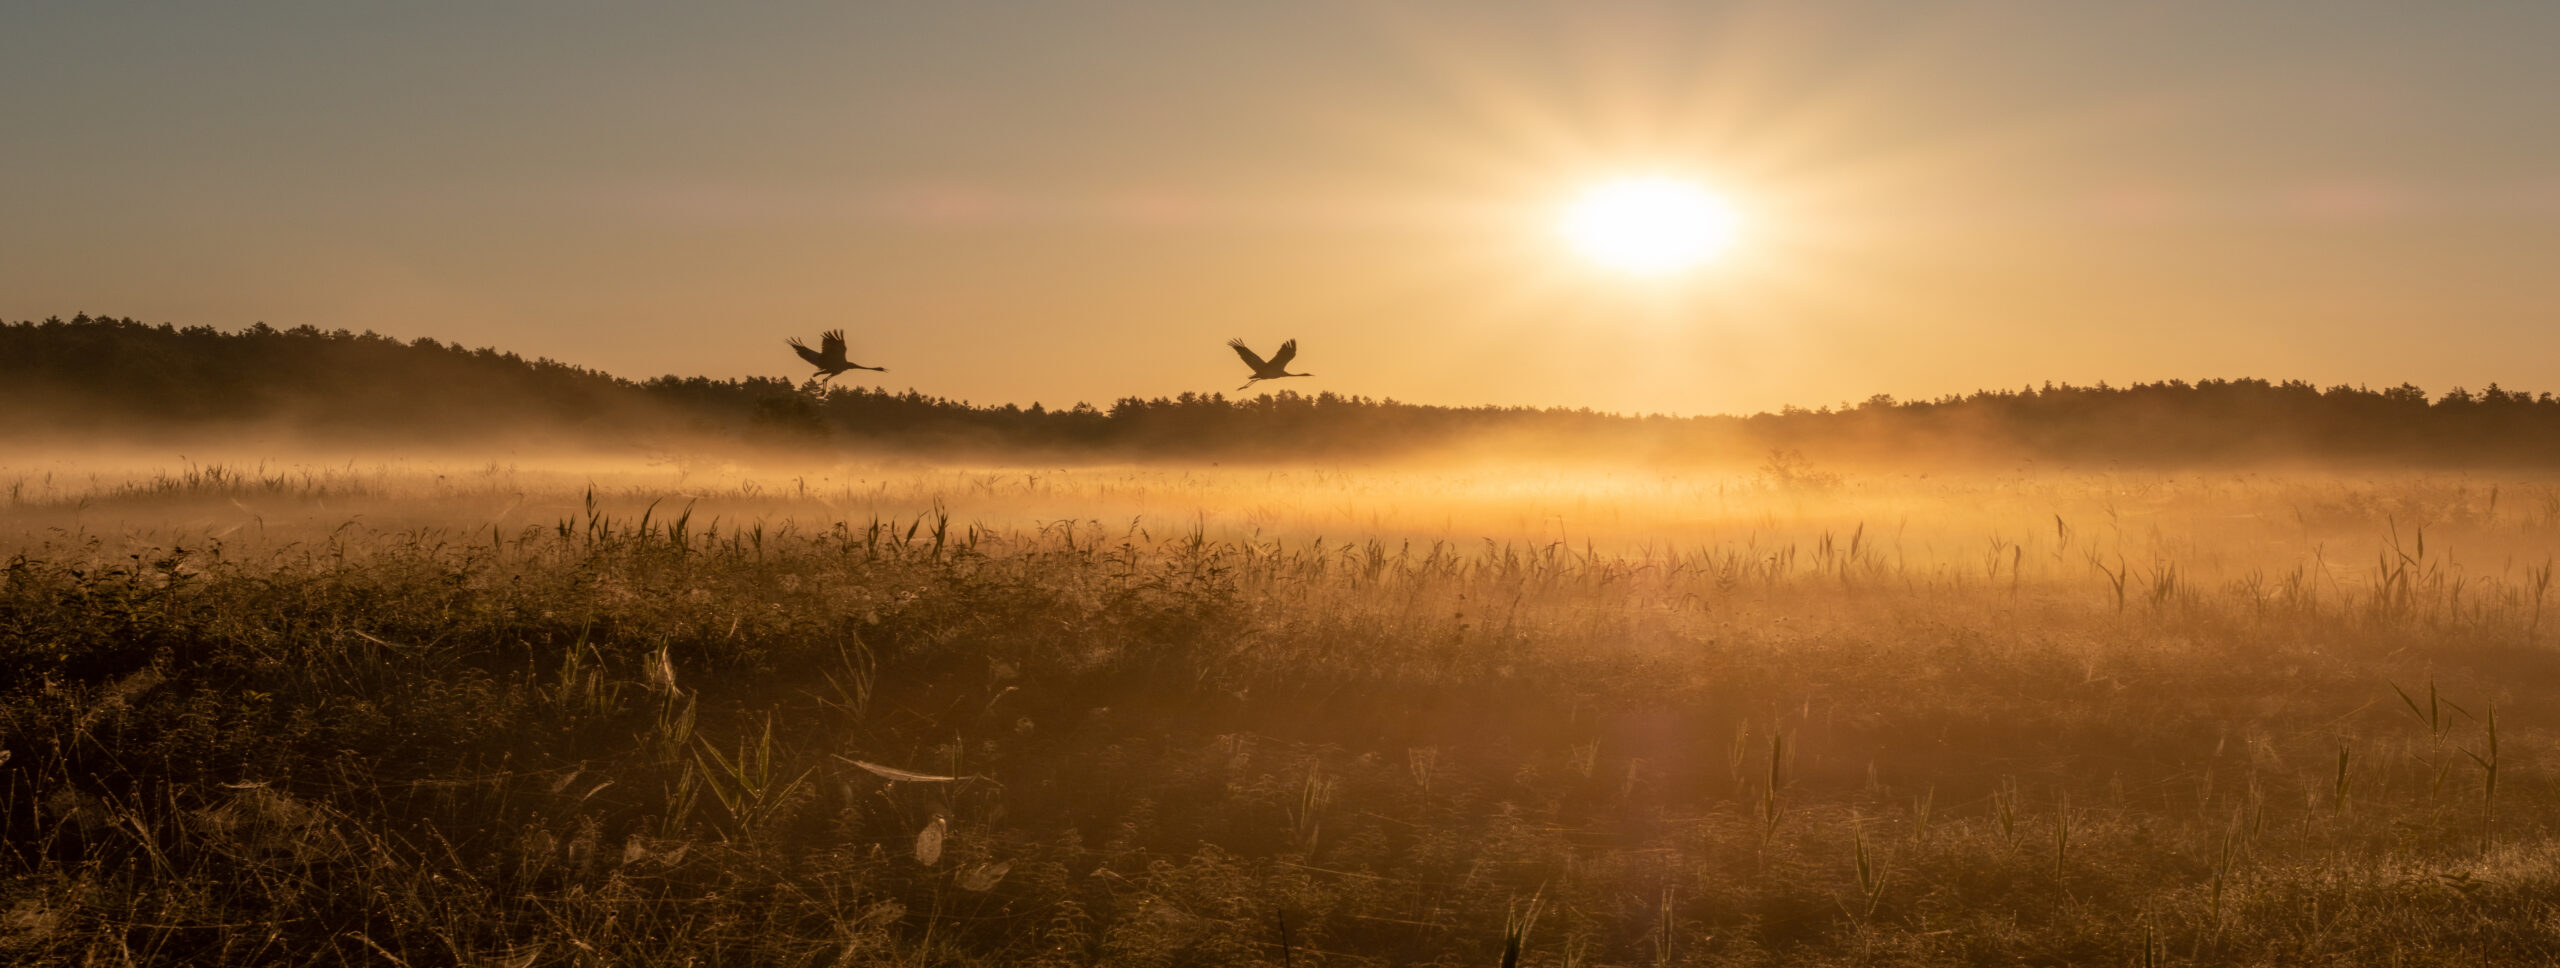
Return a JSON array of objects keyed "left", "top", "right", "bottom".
[
  {"left": 1, "top": 314, "right": 651, "bottom": 441},
  {"left": 11, "top": 313, "right": 2560, "bottom": 465}
]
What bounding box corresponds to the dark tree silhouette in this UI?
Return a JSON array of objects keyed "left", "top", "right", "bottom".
[{"left": 9, "top": 315, "right": 2560, "bottom": 465}]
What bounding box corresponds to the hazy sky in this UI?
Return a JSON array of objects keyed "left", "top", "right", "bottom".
[{"left": 8, "top": 2, "right": 2560, "bottom": 415}]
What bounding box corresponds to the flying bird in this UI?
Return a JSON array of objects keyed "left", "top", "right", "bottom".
[
  {"left": 1228, "top": 338, "right": 1311, "bottom": 392},
  {"left": 787, "top": 330, "right": 886, "bottom": 383}
]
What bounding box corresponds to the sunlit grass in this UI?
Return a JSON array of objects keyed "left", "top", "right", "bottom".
[{"left": 3, "top": 456, "right": 2559, "bottom": 963}]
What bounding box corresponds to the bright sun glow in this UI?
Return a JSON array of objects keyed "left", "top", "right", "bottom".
[{"left": 1560, "top": 177, "right": 1741, "bottom": 274}]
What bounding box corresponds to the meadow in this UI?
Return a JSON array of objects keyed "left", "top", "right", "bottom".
[{"left": 5, "top": 452, "right": 2558, "bottom": 966}]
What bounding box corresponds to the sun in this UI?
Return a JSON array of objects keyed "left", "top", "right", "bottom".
[{"left": 1560, "top": 177, "right": 1742, "bottom": 274}]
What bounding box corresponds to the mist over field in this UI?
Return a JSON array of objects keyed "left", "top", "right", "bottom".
[
  {"left": 11, "top": 319, "right": 2560, "bottom": 966},
  {"left": 18, "top": 0, "right": 2560, "bottom": 962}
]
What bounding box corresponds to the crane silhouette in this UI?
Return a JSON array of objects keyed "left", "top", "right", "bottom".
[
  {"left": 787, "top": 330, "right": 886, "bottom": 383},
  {"left": 1228, "top": 338, "right": 1311, "bottom": 392}
]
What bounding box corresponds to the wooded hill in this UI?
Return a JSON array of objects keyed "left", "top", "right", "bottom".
[{"left": 11, "top": 314, "right": 2560, "bottom": 465}]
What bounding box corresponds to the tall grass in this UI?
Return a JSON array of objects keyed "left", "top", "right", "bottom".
[{"left": 3, "top": 463, "right": 2559, "bottom": 964}]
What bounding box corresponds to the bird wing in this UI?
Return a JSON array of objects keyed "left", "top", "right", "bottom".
[
  {"left": 1227, "top": 338, "right": 1267, "bottom": 371},
  {"left": 1268, "top": 339, "right": 1297, "bottom": 370},
  {"left": 788, "top": 338, "right": 828, "bottom": 368},
  {"left": 821, "top": 330, "right": 849, "bottom": 364}
]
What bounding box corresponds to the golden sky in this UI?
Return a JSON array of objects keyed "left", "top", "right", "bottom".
[{"left": 8, "top": 2, "right": 2560, "bottom": 415}]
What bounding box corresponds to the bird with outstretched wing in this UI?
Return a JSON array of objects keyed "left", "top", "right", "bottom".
[
  {"left": 1229, "top": 338, "right": 1311, "bottom": 391},
  {"left": 787, "top": 329, "right": 886, "bottom": 383}
]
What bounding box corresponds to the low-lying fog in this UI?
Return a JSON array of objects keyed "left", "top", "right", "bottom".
[{"left": 9, "top": 444, "right": 2556, "bottom": 597}]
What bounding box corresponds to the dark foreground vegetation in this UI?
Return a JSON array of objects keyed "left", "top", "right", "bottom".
[
  {"left": 15, "top": 313, "right": 2560, "bottom": 465},
  {"left": 5, "top": 502, "right": 2558, "bottom": 965}
]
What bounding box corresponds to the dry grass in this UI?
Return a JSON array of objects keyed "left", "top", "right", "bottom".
[{"left": 4, "top": 455, "right": 2559, "bottom": 965}]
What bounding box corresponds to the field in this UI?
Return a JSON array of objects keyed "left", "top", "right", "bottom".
[{"left": 6, "top": 453, "right": 2560, "bottom": 966}]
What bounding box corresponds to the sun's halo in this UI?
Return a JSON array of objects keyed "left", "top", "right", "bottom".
[{"left": 1560, "top": 177, "right": 1741, "bottom": 275}]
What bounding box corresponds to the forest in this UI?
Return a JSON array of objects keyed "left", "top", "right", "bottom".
[{"left": 10, "top": 314, "right": 2560, "bottom": 465}]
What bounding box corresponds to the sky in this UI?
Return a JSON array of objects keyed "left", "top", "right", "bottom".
[{"left": 7, "top": 1, "right": 2560, "bottom": 416}]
